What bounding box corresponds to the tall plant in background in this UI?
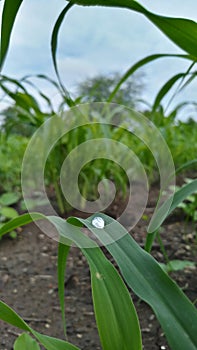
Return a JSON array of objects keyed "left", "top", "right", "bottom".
[{"left": 0, "top": 1, "right": 197, "bottom": 350}]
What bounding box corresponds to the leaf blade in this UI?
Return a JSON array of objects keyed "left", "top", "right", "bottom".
[
  {"left": 0, "top": 0, "right": 23, "bottom": 70},
  {"left": 14, "top": 333, "right": 40, "bottom": 350},
  {"left": 76, "top": 214, "right": 197, "bottom": 350},
  {"left": 71, "top": 0, "right": 197, "bottom": 57}
]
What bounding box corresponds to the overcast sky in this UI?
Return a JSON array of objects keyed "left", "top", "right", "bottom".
[{"left": 0, "top": 0, "right": 197, "bottom": 118}]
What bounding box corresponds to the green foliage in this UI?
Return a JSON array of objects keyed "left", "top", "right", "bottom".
[
  {"left": 176, "top": 178, "right": 197, "bottom": 222},
  {"left": 145, "top": 178, "right": 197, "bottom": 252},
  {"left": 0, "top": 191, "right": 20, "bottom": 239},
  {"left": 0, "top": 133, "right": 28, "bottom": 192}
]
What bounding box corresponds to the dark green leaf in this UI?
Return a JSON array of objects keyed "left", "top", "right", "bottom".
[{"left": 0, "top": 0, "right": 23, "bottom": 70}]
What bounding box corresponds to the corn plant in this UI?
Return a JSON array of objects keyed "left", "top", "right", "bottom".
[
  {"left": 0, "top": 179, "right": 197, "bottom": 349},
  {"left": 0, "top": 0, "right": 197, "bottom": 349}
]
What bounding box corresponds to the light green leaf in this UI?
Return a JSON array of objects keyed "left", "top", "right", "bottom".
[
  {"left": 0, "top": 207, "right": 18, "bottom": 219},
  {"left": 160, "top": 260, "right": 195, "bottom": 273},
  {"left": 0, "top": 192, "right": 20, "bottom": 206},
  {"left": 14, "top": 333, "right": 40, "bottom": 350},
  {"left": 74, "top": 213, "right": 197, "bottom": 350},
  {"left": 0, "top": 0, "right": 23, "bottom": 70}
]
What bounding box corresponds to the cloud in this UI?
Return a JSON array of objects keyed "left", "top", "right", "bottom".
[{"left": 0, "top": 0, "right": 196, "bottom": 119}]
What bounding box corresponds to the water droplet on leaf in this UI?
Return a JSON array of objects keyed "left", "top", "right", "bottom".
[{"left": 91, "top": 216, "right": 105, "bottom": 229}]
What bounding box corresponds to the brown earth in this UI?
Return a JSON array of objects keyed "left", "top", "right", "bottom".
[{"left": 0, "top": 183, "right": 196, "bottom": 350}]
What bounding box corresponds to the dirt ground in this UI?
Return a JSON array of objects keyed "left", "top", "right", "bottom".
[{"left": 0, "top": 182, "right": 196, "bottom": 350}]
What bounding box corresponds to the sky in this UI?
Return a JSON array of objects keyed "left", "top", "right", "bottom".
[{"left": 0, "top": 0, "right": 197, "bottom": 119}]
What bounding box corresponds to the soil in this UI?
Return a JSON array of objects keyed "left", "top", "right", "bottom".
[{"left": 0, "top": 182, "right": 197, "bottom": 350}]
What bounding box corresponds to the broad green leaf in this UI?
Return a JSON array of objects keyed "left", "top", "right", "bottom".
[
  {"left": 14, "top": 333, "right": 40, "bottom": 350},
  {"left": 0, "top": 207, "right": 18, "bottom": 219},
  {"left": 52, "top": 217, "right": 142, "bottom": 350},
  {"left": 0, "top": 0, "right": 23, "bottom": 70},
  {"left": 74, "top": 214, "right": 197, "bottom": 350},
  {"left": 0, "top": 192, "right": 20, "bottom": 206},
  {"left": 70, "top": 0, "right": 197, "bottom": 57},
  {"left": 0, "top": 301, "right": 81, "bottom": 350}
]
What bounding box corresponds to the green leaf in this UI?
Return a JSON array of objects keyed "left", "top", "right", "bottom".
[
  {"left": 0, "top": 212, "right": 44, "bottom": 238},
  {"left": 74, "top": 213, "right": 197, "bottom": 350},
  {"left": 51, "top": 2, "right": 74, "bottom": 79},
  {"left": 0, "top": 192, "right": 20, "bottom": 206},
  {"left": 152, "top": 73, "right": 187, "bottom": 111},
  {"left": 108, "top": 54, "right": 193, "bottom": 103},
  {"left": 32, "top": 332, "right": 81, "bottom": 350},
  {"left": 0, "top": 207, "right": 18, "bottom": 219},
  {"left": 52, "top": 217, "right": 142, "bottom": 350},
  {"left": 0, "top": 0, "right": 23, "bottom": 70},
  {"left": 0, "top": 301, "right": 31, "bottom": 332},
  {"left": 14, "top": 333, "right": 40, "bottom": 350},
  {"left": 71, "top": 0, "right": 197, "bottom": 57},
  {"left": 148, "top": 179, "right": 197, "bottom": 235},
  {"left": 160, "top": 260, "right": 195, "bottom": 273},
  {"left": 0, "top": 301, "right": 81, "bottom": 350}
]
